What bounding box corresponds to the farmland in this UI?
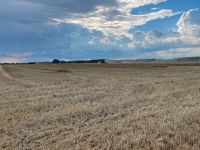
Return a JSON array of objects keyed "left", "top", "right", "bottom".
[{"left": 1, "top": 63, "right": 200, "bottom": 149}]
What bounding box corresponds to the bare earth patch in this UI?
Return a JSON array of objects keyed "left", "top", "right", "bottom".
[{"left": 1, "top": 63, "right": 200, "bottom": 149}]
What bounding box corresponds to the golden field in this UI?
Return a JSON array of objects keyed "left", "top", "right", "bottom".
[{"left": 1, "top": 63, "right": 200, "bottom": 150}]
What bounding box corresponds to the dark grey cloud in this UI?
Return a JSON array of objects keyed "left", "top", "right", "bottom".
[
  {"left": 0, "top": 1, "right": 92, "bottom": 57},
  {"left": 0, "top": 0, "right": 117, "bottom": 52},
  {"left": 0, "top": 0, "right": 115, "bottom": 28},
  {"left": 27, "top": 0, "right": 117, "bottom": 14},
  {"left": 0, "top": 0, "right": 117, "bottom": 23}
]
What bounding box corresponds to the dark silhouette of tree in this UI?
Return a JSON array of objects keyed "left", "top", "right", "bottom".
[{"left": 52, "top": 59, "right": 60, "bottom": 63}]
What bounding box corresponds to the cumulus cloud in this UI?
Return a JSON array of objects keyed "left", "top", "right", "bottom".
[
  {"left": 128, "top": 9, "right": 200, "bottom": 54},
  {"left": 54, "top": 0, "right": 176, "bottom": 42},
  {"left": 177, "top": 8, "right": 200, "bottom": 43}
]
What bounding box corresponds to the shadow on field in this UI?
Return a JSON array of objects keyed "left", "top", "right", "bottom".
[{"left": 55, "top": 69, "right": 70, "bottom": 73}]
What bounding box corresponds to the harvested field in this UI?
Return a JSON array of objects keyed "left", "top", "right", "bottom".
[{"left": 1, "top": 63, "right": 200, "bottom": 149}]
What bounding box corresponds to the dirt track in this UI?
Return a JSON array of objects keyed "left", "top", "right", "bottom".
[
  {"left": 0, "top": 65, "right": 13, "bottom": 80},
  {"left": 0, "top": 65, "right": 36, "bottom": 86}
]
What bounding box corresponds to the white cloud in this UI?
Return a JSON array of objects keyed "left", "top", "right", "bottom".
[
  {"left": 151, "top": 7, "right": 160, "bottom": 10},
  {"left": 54, "top": 0, "right": 177, "bottom": 42},
  {"left": 177, "top": 8, "right": 200, "bottom": 44},
  {"left": 154, "top": 47, "right": 200, "bottom": 58},
  {"left": 129, "top": 9, "right": 200, "bottom": 50},
  {"left": 128, "top": 31, "right": 178, "bottom": 48}
]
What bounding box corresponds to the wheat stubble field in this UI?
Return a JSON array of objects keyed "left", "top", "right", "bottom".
[{"left": 1, "top": 63, "right": 200, "bottom": 150}]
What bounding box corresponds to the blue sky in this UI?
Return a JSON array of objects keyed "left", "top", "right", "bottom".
[{"left": 0, "top": 0, "right": 200, "bottom": 62}]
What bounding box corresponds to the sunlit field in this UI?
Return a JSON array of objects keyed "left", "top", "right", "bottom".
[{"left": 1, "top": 63, "right": 200, "bottom": 149}]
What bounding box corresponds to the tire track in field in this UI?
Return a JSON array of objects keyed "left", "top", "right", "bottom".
[
  {"left": 0, "top": 65, "right": 14, "bottom": 80},
  {"left": 0, "top": 65, "right": 36, "bottom": 86}
]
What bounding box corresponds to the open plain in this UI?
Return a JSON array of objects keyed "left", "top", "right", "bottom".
[{"left": 1, "top": 63, "right": 200, "bottom": 149}]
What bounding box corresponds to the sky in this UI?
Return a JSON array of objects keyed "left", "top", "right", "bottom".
[{"left": 0, "top": 0, "right": 200, "bottom": 63}]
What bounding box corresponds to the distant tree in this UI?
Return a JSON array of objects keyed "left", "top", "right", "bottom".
[
  {"left": 27, "top": 62, "right": 36, "bottom": 64},
  {"left": 52, "top": 59, "right": 60, "bottom": 63}
]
